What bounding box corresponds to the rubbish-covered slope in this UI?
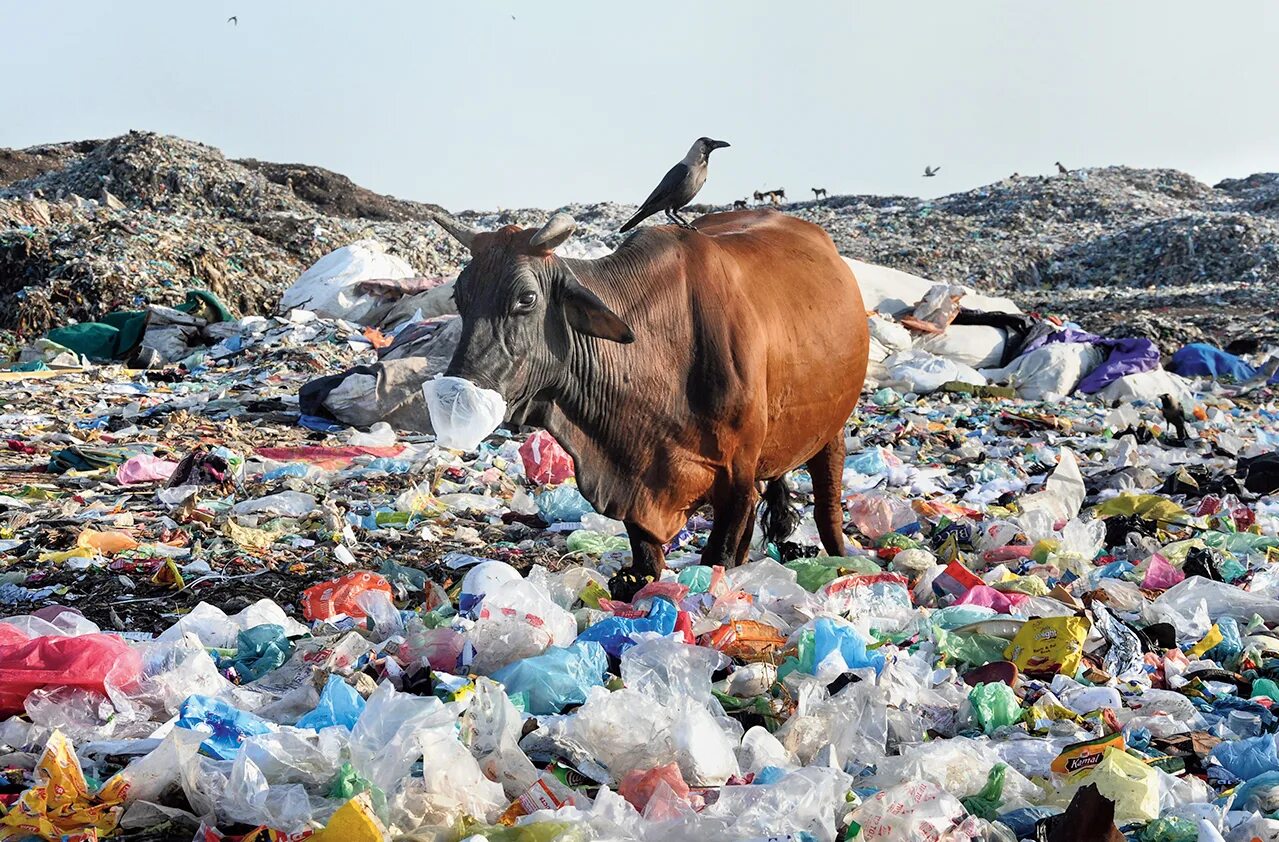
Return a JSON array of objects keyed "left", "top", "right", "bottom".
[{"left": 3, "top": 131, "right": 1279, "bottom": 350}]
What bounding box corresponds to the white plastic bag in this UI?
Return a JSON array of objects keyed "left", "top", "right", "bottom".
[
  {"left": 885, "top": 350, "right": 985, "bottom": 394},
  {"left": 982, "top": 343, "right": 1105, "bottom": 400},
  {"left": 279, "top": 239, "right": 417, "bottom": 324},
  {"left": 424, "top": 374, "right": 508, "bottom": 451},
  {"left": 852, "top": 780, "right": 982, "bottom": 841}
]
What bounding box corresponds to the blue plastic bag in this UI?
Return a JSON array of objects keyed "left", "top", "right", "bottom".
[
  {"left": 177, "top": 694, "right": 272, "bottom": 759},
  {"left": 811, "top": 617, "right": 885, "bottom": 675},
  {"left": 535, "top": 484, "right": 595, "bottom": 524},
  {"left": 490, "top": 639, "right": 608, "bottom": 714},
  {"left": 576, "top": 598, "right": 679, "bottom": 658},
  {"left": 297, "top": 675, "right": 366, "bottom": 731},
  {"left": 1206, "top": 616, "right": 1242, "bottom": 663},
  {"left": 1210, "top": 733, "right": 1279, "bottom": 781}
]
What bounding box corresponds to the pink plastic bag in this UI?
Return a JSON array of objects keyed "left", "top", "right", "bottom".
[
  {"left": 619, "top": 763, "right": 691, "bottom": 817},
  {"left": 847, "top": 493, "right": 914, "bottom": 540},
  {"left": 1141, "top": 554, "right": 1185, "bottom": 590},
  {"left": 519, "top": 430, "right": 575, "bottom": 485},
  {"left": 0, "top": 633, "right": 141, "bottom": 715},
  {"left": 115, "top": 454, "right": 179, "bottom": 485},
  {"left": 956, "top": 584, "right": 1027, "bottom": 614}
]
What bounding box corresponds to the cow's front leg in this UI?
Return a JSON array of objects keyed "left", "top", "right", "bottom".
[
  {"left": 608, "top": 522, "right": 667, "bottom": 602},
  {"left": 703, "top": 480, "right": 760, "bottom": 569}
]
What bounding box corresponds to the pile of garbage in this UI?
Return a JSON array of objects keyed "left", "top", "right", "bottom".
[
  {"left": 11, "top": 136, "right": 1279, "bottom": 840},
  {"left": 0, "top": 132, "right": 466, "bottom": 338},
  {"left": 4, "top": 247, "right": 1279, "bottom": 839}
]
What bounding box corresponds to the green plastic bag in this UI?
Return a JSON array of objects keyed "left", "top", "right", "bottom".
[
  {"left": 969, "top": 681, "right": 1021, "bottom": 734},
  {"left": 327, "top": 761, "right": 387, "bottom": 814},
  {"left": 565, "top": 530, "right": 629, "bottom": 555},
  {"left": 1138, "top": 816, "right": 1197, "bottom": 842},
  {"left": 1253, "top": 678, "right": 1279, "bottom": 700},
  {"left": 959, "top": 763, "right": 1007, "bottom": 820},
  {"left": 935, "top": 628, "right": 1010, "bottom": 669}
]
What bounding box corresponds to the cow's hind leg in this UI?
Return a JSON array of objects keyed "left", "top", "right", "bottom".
[
  {"left": 806, "top": 435, "right": 847, "bottom": 557},
  {"left": 703, "top": 480, "right": 760, "bottom": 569},
  {"left": 609, "top": 522, "right": 667, "bottom": 602}
]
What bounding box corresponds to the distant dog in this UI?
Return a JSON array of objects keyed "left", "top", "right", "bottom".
[
  {"left": 811, "top": 187, "right": 827, "bottom": 200},
  {"left": 733, "top": 198, "right": 748, "bottom": 209}
]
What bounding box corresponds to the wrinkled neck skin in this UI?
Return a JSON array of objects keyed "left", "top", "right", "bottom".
[{"left": 517, "top": 250, "right": 667, "bottom": 521}]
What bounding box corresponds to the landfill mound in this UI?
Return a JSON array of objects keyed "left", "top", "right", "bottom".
[{"left": 0, "top": 131, "right": 466, "bottom": 338}]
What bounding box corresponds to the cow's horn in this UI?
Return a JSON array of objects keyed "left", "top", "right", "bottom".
[
  {"left": 430, "top": 211, "right": 477, "bottom": 250},
  {"left": 529, "top": 212, "right": 577, "bottom": 252}
]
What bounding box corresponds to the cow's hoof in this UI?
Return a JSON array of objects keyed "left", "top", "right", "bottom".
[{"left": 607, "top": 570, "right": 654, "bottom": 603}]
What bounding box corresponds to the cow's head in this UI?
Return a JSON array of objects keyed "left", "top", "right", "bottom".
[{"left": 431, "top": 211, "right": 634, "bottom": 420}]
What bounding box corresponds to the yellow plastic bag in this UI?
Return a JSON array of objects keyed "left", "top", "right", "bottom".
[
  {"left": 1093, "top": 493, "right": 1189, "bottom": 526},
  {"left": 226, "top": 519, "right": 278, "bottom": 551},
  {"left": 1187, "top": 624, "right": 1224, "bottom": 659},
  {"left": 1005, "top": 616, "right": 1090, "bottom": 676},
  {"left": 1075, "top": 747, "right": 1160, "bottom": 823},
  {"left": 310, "top": 792, "right": 385, "bottom": 842}
]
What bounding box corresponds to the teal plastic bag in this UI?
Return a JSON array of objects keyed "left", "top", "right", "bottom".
[
  {"left": 233, "top": 624, "right": 293, "bottom": 683},
  {"left": 676, "top": 565, "right": 713, "bottom": 594},
  {"left": 968, "top": 682, "right": 1021, "bottom": 734}
]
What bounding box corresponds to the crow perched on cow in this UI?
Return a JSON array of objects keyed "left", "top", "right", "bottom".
[
  {"left": 619, "top": 137, "right": 730, "bottom": 232},
  {"left": 431, "top": 208, "right": 868, "bottom": 600}
]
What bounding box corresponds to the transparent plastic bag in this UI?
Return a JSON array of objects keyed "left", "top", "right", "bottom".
[
  {"left": 461, "top": 677, "right": 539, "bottom": 799},
  {"left": 424, "top": 374, "right": 507, "bottom": 451},
  {"left": 853, "top": 779, "right": 982, "bottom": 842}
]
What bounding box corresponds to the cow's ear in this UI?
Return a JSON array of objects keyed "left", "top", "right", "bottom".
[{"left": 563, "top": 278, "right": 635, "bottom": 344}]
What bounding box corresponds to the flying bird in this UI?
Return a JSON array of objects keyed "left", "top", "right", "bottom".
[
  {"left": 1056, "top": 161, "right": 1069, "bottom": 174},
  {"left": 619, "top": 137, "right": 730, "bottom": 232},
  {"left": 923, "top": 165, "right": 940, "bottom": 177},
  {"left": 227, "top": 15, "right": 237, "bottom": 25}
]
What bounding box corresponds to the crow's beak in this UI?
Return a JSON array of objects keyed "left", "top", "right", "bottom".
[{"left": 710, "top": 140, "right": 731, "bottom": 150}]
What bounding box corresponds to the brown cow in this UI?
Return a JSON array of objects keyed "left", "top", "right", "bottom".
[{"left": 430, "top": 209, "right": 868, "bottom": 596}]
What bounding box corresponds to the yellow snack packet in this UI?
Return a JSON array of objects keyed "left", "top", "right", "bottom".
[{"left": 1005, "top": 616, "right": 1090, "bottom": 676}]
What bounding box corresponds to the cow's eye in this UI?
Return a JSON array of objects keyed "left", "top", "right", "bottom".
[{"left": 515, "top": 290, "right": 537, "bottom": 310}]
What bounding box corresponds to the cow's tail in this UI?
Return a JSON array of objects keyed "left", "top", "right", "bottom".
[{"left": 759, "top": 478, "right": 801, "bottom": 548}]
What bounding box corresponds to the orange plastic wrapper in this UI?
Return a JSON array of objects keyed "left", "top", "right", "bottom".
[
  {"left": 0, "top": 730, "right": 124, "bottom": 841},
  {"left": 301, "top": 571, "right": 394, "bottom": 621},
  {"left": 78, "top": 529, "right": 139, "bottom": 555},
  {"left": 699, "top": 620, "right": 787, "bottom": 662}
]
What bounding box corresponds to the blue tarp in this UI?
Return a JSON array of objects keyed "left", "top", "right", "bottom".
[{"left": 1168, "top": 343, "right": 1257, "bottom": 382}]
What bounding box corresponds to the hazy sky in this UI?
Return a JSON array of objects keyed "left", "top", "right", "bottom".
[{"left": 4, "top": 2, "right": 1278, "bottom": 211}]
